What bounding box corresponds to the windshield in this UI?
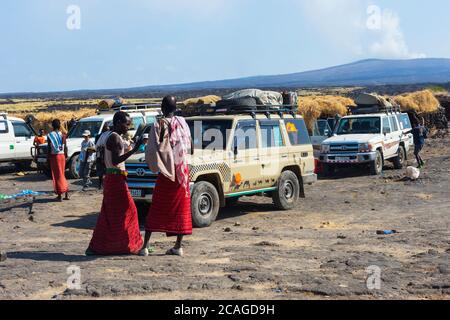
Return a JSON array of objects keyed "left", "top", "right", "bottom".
[
  {"left": 186, "top": 119, "right": 233, "bottom": 150},
  {"left": 68, "top": 121, "right": 103, "bottom": 139},
  {"left": 336, "top": 117, "right": 381, "bottom": 135}
]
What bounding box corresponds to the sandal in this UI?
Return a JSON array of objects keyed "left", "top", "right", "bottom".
[
  {"left": 166, "top": 247, "right": 184, "bottom": 256},
  {"left": 138, "top": 246, "right": 155, "bottom": 257}
]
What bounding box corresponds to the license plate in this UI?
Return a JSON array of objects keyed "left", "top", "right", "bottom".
[
  {"left": 336, "top": 157, "right": 350, "bottom": 162},
  {"left": 130, "top": 189, "right": 144, "bottom": 197},
  {"left": 37, "top": 158, "right": 47, "bottom": 163}
]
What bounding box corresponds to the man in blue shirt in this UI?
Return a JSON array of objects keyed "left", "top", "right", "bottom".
[{"left": 409, "top": 117, "right": 428, "bottom": 169}]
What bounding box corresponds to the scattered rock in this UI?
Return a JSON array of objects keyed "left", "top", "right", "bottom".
[
  {"left": 252, "top": 227, "right": 259, "bottom": 231},
  {"left": 428, "top": 249, "right": 439, "bottom": 256},
  {"left": 337, "top": 234, "right": 347, "bottom": 239},
  {"left": 234, "top": 222, "right": 241, "bottom": 227},
  {"left": 28, "top": 215, "right": 34, "bottom": 222},
  {"left": 224, "top": 227, "right": 232, "bottom": 233},
  {"left": 255, "top": 241, "right": 280, "bottom": 247},
  {"left": 438, "top": 264, "right": 448, "bottom": 274},
  {"left": 232, "top": 284, "right": 243, "bottom": 291},
  {"left": 0, "top": 251, "right": 7, "bottom": 262}
]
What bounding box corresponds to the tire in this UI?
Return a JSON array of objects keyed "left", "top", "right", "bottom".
[
  {"left": 68, "top": 154, "right": 81, "bottom": 179},
  {"left": 273, "top": 170, "right": 300, "bottom": 210},
  {"left": 322, "top": 163, "right": 335, "bottom": 177},
  {"left": 369, "top": 150, "right": 383, "bottom": 176},
  {"left": 225, "top": 197, "right": 240, "bottom": 207},
  {"left": 191, "top": 181, "right": 220, "bottom": 228},
  {"left": 393, "top": 146, "right": 406, "bottom": 169},
  {"left": 216, "top": 97, "right": 257, "bottom": 111}
]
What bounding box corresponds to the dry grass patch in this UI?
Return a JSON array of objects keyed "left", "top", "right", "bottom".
[
  {"left": 393, "top": 90, "right": 440, "bottom": 114},
  {"left": 297, "top": 95, "right": 355, "bottom": 129}
]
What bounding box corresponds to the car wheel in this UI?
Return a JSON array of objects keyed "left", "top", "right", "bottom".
[
  {"left": 370, "top": 150, "right": 383, "bottom": 175},
  {"left": 68, "top": 154, "right": 81, "bottom": 179},
  {"left": 393, "top": 146, "right": 406, "bottom": 169},
  {"left": 191, "top": 181, "right": 220, "bottom": 228},
  {"left": 273, "top": 170, "right": 300, "bottom": 210}
]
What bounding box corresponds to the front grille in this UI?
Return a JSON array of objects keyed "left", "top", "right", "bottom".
[
  {"left": 126, "top": 163, "right": 158, "bottom": 182},
  {"left": 329, "top": 144, "right": 359, "bottom": 154}
]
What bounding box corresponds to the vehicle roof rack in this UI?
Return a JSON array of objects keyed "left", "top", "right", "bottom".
[
  {"left": 183, "top": 103, "right": 298, "bottom": 119},
  {"left": 98, "top": 103, "right": 162, "bottom": 114},
  {"left": 350, "top": 104, "right": 401, "bottom": 115}
]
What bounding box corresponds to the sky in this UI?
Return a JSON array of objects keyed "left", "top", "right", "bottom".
[{"left": 1, "top": 0, "right": 450, "bottom": 93}]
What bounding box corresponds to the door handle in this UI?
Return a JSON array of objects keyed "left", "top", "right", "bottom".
[{"left": 281, "top": 155, "right": 288, "bottom": 158}]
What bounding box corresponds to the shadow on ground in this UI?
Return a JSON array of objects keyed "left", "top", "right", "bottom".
[
  {"left": 51, "top": 212, "right": 98, "bottom": 230},
  {"left": 7, "top": 251, "right": 98, "bottom": 263}
]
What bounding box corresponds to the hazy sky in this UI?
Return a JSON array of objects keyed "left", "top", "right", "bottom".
[{"left": 1, "top": 0, "right": 449, "bottom": 93}]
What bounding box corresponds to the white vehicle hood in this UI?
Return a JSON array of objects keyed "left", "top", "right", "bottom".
[{"left": 324, "top": 134, "right": 381, "bottom": 144}]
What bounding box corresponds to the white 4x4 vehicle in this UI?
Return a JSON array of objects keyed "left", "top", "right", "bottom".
[
  {"left": 35, "top": 105, "right": 161, "bottom": 178},
  {"left": 319, "top": 109, "right": 413, "bottom": 176},
  {"left": 0, "top": 113, "right": 36, "bottom": 168}
]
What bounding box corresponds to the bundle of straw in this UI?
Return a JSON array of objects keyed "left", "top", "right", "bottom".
[
  {"left": 297, "top": 95, "right": 354, "bottom": 130},
  {"left": 393, "top": 90, "right": 440, "bottom": 114}
]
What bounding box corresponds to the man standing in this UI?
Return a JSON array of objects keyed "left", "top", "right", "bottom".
[
  {"left": 410, "top": 116, "right": 428, "bottom": 169},
  {"left": 47, "top": 120, "right": 70, "bottom": 202},
  {"left": 79, "top": 130, "right": 96, "bottom": 191},
  {"left": 86, "top": 112, "right": 143, "bottom": 256}
]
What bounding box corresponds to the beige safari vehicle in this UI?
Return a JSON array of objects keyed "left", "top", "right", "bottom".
[{"left": 126, "top": 105, "right": 317, "bottom": 228}]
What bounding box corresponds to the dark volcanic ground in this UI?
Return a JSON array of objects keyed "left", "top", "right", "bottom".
[{"left": 0, "top": 138, "right": 449, "bottom": 300}]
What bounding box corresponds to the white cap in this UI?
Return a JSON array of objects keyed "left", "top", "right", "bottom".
[
  {"left": 82, "top": 130, "right": 91, "bottom": 137},
  {"left": 143, "top": 134, "right": 149, "bottom": 139}
]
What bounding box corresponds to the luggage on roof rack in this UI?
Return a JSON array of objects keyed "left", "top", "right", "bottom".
[
  {"left": 351, "top": 93, "right": 401, "bottom": 115},
  {"left": 182, "top": 102, "right": 298, "bottom": 118}
]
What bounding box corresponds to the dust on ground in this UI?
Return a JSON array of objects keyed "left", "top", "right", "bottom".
[{"left": 0, "top": 137, "right": 449, "bottom": 300}]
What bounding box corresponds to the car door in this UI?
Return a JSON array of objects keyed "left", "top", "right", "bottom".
[
  {"left": 382, "top": 117, "right": 396, "bottom": 158},
  {"left": 0, "top": 120, "right": 14, "bottom": 161},
  {"left": 259, "top": 119, "right": 287, "bottom": 188},
  {"left": 310, "top": 119, "right": 332, "bottom": 158},
  {"left": 12, "top": 121, "right": 34, "bottom": 159},
  {"left": 397, "top": 113, "right": 414, "bottom": 148},
  {"left": 229, "top": 119, "right": 261, "bottom": 193}
]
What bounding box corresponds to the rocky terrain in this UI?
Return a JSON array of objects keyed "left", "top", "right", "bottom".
[{"left": 0, "top": 137, "right": 449, "bottom": 300}]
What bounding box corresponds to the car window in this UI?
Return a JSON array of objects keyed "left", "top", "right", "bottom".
[
  {"left": 146, "top": 116, "right": 156, "bottom": 124},
  {"left": 12, "top": 122, "right": 32, "bottom": 138},
  {"left": 187, "top": 119, "right": 233, "bottom": 150},
  {"left": 130, "top": 117, "right": 145, "bottom": 131},
  {"left": 259, "top": 120, "right": 284, "bottom": 148},
  {"left": 382, "top": 117, "right": 391, "bottom": 134},
  {"left": 313, "top": 119, "right": 332, "bottom": 137},
  {"left": 234, "top": 120, "right": 257, "bottom": 150},
  {"left": 336, "top": 117, "right": 381, "bottom": 135},
  {"left": 389, "top": 116, "right": 399, "bottom": 132},
  {"left": 285, "top": 119, "right": 311, "bottom": 145},
  {"left": 69, "top": 121, "right": 103, "bottom": 139},
  {"left": 397, "top": 114, "right": 412, "bottom": 130},
  {"left": 0, "top": 121, "right": 8, "bottom": 134}
]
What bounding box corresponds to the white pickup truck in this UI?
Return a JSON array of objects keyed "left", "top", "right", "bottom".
[
  {"left": 0, "top": 113, "right": 36, "bottom": 169},
  {"left": 319, "top": 111, "right": 413, "bottom": 176},
  {"left": 35, "top": 105, "right": 161, "bottom": 178}
]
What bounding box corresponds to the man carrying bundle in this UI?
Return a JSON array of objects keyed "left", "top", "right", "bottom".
[{"left": 86, "top": 111, "right": 143, "bottom": 256}]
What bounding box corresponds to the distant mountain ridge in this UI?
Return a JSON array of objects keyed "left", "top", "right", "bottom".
[
  {"left": 2, "top": 58, "right": 450, "bottom": 97},
  {"left": 132, "top": 58, "right": 450, "bottom": 92}
]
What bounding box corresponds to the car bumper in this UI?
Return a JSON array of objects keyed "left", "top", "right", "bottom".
[
  {"left": 128, "top": 182, "right": 195, "bottom": 203},
  {"left": 319, "top": 152, "right": 377, "bottom": 164},
  {"left": 302, "top": 173, "right": 317, "bottom": 185}
]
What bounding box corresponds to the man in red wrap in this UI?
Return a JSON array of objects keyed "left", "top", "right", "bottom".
[
  {"left": 140, "top": 96, "right": 193, "bottom": 257},
  {"left": 47, "top": 119, "right": 70, "bottom": 202},
  {"left": 86, "top": 111, "right": 144, "bottom": 256}
]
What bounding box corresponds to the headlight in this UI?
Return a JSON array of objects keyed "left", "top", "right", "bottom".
[
  {"left": 358, "top": 143, "right": 370, "bottom": 152},
  {"left": 321, "top": 144, "right": 330, "bottom": 154}
]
